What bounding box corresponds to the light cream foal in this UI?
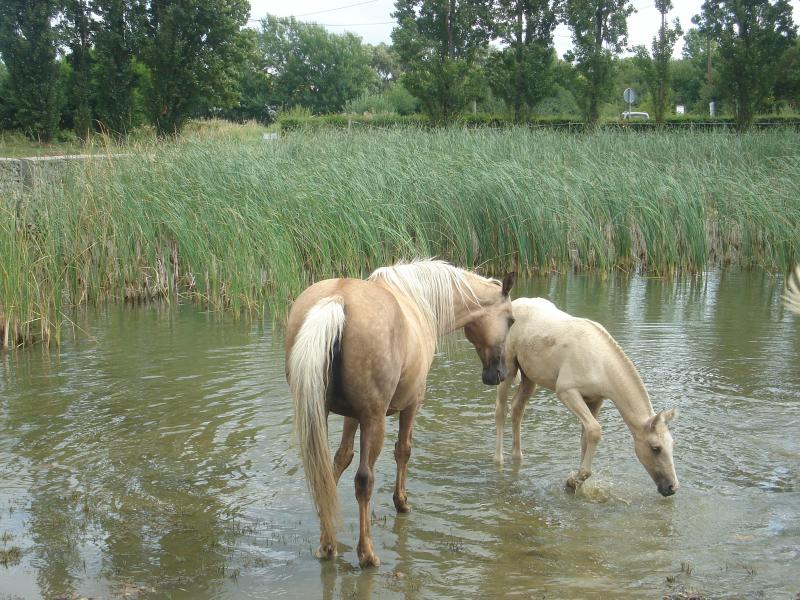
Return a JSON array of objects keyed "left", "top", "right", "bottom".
[{"left": 495, "top": 297, "right": 679, "bottom": 497}]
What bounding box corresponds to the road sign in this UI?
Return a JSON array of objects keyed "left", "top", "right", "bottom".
[{"left": 623, "top": 88, "right": 636, "bottom": 104}]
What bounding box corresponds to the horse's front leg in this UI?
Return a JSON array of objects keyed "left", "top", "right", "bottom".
[
  {"left": 557, "top": 388, "right": 602, "bottom": 491},
  {"left": 355, "top": 414, "right": 385, "bottom": 568},
  {"left": 510, "top": 373, "right": 535, "bottom": 462},
  {"left": 393, "top": 398, "right": 420, "bottom": 513},
  {"left": 333, "top": 416, "right": 358, "bottom": 484}
]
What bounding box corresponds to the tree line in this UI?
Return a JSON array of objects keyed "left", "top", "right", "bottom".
[{"left": 0, "top": 0, "right": 797, "bottom": 141}]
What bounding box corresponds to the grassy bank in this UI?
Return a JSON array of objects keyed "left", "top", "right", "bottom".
[{"left": 2, "top": 125, "right": 798, "bottom": 348}]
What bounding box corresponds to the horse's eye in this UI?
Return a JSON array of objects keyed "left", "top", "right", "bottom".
[
  {"left": 651, "top": 446, "right": 662, "bottom": 454},
  {"left": 508, "top": 317, "right": 515, "bottom": 327}
]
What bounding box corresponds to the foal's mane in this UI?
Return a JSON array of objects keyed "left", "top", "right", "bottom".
[
  {"left": 584, "top": 319, "right": 653, "bottom": 411},
  {"left": 369, "top": 259, "right": 496, "bottom": 337}
]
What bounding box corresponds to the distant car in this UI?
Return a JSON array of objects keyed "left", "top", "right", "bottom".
[{"left": 621, "top": 111, "right": 650, "bottom": 120}]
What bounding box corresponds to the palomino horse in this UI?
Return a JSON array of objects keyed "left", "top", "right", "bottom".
[
  {"left": 286, "top": 259, "right": 515, "bottom": 567},
  {"left": 495, "top": 297, "right": 679, "bottom": 497}
]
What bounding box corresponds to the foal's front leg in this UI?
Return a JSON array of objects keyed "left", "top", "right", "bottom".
[
  {"left": 393, "top": 400, "right": 420, "bottom": 513},
  {"left": 510, "top": 373, "right": 536, "bottom": 462},
  {"left": 494, "top": 362, "right": 518, "bottom": 465},
  {"left": 558, "top": 388, "right": 602, "bottom": 491}
]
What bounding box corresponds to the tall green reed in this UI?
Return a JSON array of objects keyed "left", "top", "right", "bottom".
[{"left": 2, "top": 126, "right": 798, "bottom": 347}]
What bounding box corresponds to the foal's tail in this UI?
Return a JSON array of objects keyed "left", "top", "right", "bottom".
[
  {"left": 288, "top": 295, "right": 346, "bottom": 544},
  {"left": 784, "top": 265, "right": 800, "bottom": 315}
]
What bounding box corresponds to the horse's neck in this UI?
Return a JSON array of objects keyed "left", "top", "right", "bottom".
[
  {"left": 600, "top": 336, "right": 655, "bottom": 434},
  {"left": 450, "top": 275, "right": 495, "bottom": 331}
]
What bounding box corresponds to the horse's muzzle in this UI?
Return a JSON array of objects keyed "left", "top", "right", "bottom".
[{"left": 482, "top": 366, "right": 507, "bottom": 386}]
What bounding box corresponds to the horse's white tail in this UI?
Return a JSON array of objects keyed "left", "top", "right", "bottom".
[
  {"left": 784, "top": 265, "right": 800, "bottom": 315},
  {"left": 288, "top": 296, "right": 346, "bottom": 542}
]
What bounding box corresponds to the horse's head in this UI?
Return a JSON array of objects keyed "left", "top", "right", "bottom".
[
  {"left": 633, "top": 408, "right": 679, "bottom": 497},
  {"left": 463, "top": 272, "right": 516, "bottom": 385}
]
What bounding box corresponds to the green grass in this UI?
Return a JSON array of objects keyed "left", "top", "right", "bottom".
[{"left": 1, "top": 125, "right": 798, "bottom": 348}]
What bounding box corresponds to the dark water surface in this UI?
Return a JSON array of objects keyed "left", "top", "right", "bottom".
[{"left": 1, "top": 272, "right": 799, "bottom": 599}]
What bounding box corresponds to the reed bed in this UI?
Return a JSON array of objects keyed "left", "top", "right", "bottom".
[{"left": 1, "top": 126, "right": 798, "bottom": 348}]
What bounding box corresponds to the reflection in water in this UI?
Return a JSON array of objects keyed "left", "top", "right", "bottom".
[{"left": 1, "top": 272, "right": 799, "bottom": 599}]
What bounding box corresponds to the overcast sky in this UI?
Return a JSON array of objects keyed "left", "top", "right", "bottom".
[{"left": 247, "top": 0, "right": 800, "bottom": 58}]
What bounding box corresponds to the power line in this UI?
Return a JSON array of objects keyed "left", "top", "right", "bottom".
[{"left": 293, "top": 0, "right": 381, "bottom": 18}]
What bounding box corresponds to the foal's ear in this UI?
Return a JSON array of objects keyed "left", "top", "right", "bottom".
[
  {"left": 650, "top": 408, "right": 678, "bottom": 429},
  {"left": 501, "top": 272, "right": 516, "bottom": 297}
]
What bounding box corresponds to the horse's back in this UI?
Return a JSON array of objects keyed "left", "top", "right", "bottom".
[
  {"left": 509, "top": 297, "right": 612, "bottom": 393},
  {"left": 286, "top": 277, "right": 411, "bottom": 416}
]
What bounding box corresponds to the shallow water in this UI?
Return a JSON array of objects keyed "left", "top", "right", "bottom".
[{"left": 1, "top": 272, "right": 799, "bottom": 600}]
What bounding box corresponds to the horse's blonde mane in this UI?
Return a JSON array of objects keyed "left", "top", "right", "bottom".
[
  {"left": 369, "top": 259, "right": 493, "bottom": 336},
  {"left": 583, "top": 318, "right": 654, "bottom": 413}
]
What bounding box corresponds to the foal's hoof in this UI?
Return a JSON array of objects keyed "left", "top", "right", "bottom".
[
  {"left": 565, "top": 477, "right": 582, "bottom": 492},
  {"left": 314, "top": 544, "right": 337, "bottom": 559}
]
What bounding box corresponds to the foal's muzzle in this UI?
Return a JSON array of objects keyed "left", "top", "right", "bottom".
[{"left": 658, "top": 481, "right": 679, "bottom": 497}]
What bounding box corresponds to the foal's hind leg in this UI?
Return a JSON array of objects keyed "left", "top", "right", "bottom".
[
  {"left": 355, "top": 415, "right": 386, "bottom": 568},
  {"left": 393, "top": 399, "right": 420, "bottom": 513},
  {"left": 333, "top": 416, "right": 358, "bottom": 484}
]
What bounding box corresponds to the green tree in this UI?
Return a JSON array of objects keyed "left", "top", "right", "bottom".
[
  {"left": 141, "top": 0, "right": 250, "bottom": 136},
  {"left": 632, "top": 1, "right": 681, "bottom": 123},
  {"left": 392, "top": 0, "right": 494, "bottom": 122},
  {"left": 0, "top": 0, "right": 62, "bottom": 141},
  {"left": 92, "top": 0, "right": 145, "bottom": 135},
  {"left": 62, "top": 0, "right": 93, "bottom": 139},
  {"left": 258, "top": 15, "right": 376, "bottom": 114},
  {"left": 0, "top": 60, "right": 12, "bottom": 128},
  {"left": 489, "top": 0, "right": 561, "bottom": 121},
  {"left": 366, "top": 42, "right": 402, "bottom": 91},
  {"left": 564, "top": 0, "right": 634, "bottom": 126},
  {"left": 774, "top": 38, "right": 800, "bottom": 111},
  {"left": 694, "top": 0, "right": 796, "bottom": 129},
  {"left": 205, "top": 28, "right": 274, "bottom": 122},
  {"left": 678, "top": 27, "right": 720, "bottom": 114}
]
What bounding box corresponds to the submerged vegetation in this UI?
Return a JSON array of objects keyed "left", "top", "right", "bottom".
[{"left": 1, "top": 123, "right": 799, "bottom": 348}]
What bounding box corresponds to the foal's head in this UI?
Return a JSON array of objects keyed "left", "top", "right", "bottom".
[
  {"left": 463, "top": 272, "right": 516, "bottom": 385},
  {"left": 633, "top": 408, "right": 679, "bottom": 496}
]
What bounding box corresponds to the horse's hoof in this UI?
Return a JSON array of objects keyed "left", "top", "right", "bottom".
[
  {"left": 565, "top": 477, "right": 580, "bottom": 492},
  {"left": 314, "top": 544, "right": 337, "bottom": 559},
  {"left": 358, "top": 552, "right": 381, "bottom": 568},
  {"left": 393, "top": 495, "right": 412, "bottom": 513},
  {"left": 511, "top": 451, "right": 523, "bottom": 462},
  {"left": 493, "top": 454, "right": 504, "bottom": 467}
]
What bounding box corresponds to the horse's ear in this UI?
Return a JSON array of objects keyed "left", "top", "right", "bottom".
[
  {"left": 662, "top": 408, "right": 677, "bottom": 423},
  {"left": 501, "top": 272, "right": 516, "bottom": 297}
]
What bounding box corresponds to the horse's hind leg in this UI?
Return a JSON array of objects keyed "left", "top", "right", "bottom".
[
  {"left": 393, "top": 400, "right": 420, "bottom": 513},
  {"left": 557, "top": 388, "right": 602, "bottom": 491},
  {"left": 494, "top": 361, "right": 518, "bottom": 465},
  {"left": 510, "top": 372, "right": 536, "bottom": 462},
  {"left": 355, "top": 415, "right": 385, "bottom": 568},
  {"left": 333, "top": 416, "right": 358, "bottom": 484}
]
